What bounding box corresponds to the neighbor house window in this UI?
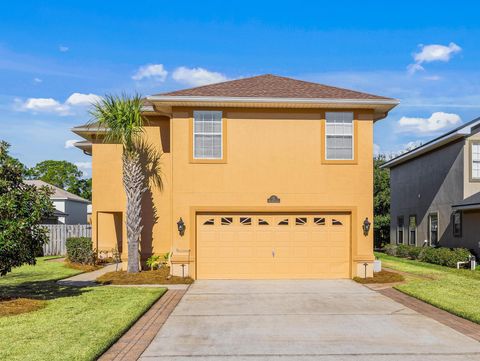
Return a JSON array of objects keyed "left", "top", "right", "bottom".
[
  {"left": 193, "top": 111, "right": 223, "bottom": 159},
  {"left": 472, "top": 142, "right": 480, "bottom": 180},
  {"left": 408, "top": 215, "right": 417, "bottom": 245},
  {"left": 453, "top": 211, "right": 462, "bottom": 237},
  {"left": 397, "top": 216, "right": 404, "bottom": 244},
  {"left": 428, "top": 213, "right": 439, "bottom": 246},
  {"left": 325, "top": 112, "right": 354, "bottom": 160}
]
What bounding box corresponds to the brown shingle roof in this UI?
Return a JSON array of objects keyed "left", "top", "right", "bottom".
[{"left": 156, "top": 74, "right": 392, "bottom": 100}]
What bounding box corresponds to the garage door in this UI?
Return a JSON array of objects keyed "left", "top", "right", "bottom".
[{"left": 196, "top": 213, "right": 350, "bottom": 279}]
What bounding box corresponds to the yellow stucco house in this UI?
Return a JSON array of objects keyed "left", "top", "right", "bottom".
[{"left": 73, "top": 74, "right": 398, "bottom": 279}]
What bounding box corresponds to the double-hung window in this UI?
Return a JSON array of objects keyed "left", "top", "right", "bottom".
[
  {"left": 325, "top": 112, "right": 354, "bottom": 160},
  {"left": 472, "top": 142, "right": 480, "bottom": 180},
  {"left": 193, "top": 111, "right": 223, "bottom": 160},
  {"left": 408, "top": 215, "right": 417, "bottom": 245},
  {"left": 397, "top": 216, "right": 404, "bottom": 244}
]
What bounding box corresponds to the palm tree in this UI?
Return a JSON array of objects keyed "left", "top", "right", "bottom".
[{"left": 90, "top": 94, "right": 149, "bottom": 273}]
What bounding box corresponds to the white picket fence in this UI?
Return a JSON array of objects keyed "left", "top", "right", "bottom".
[{"left": 42, "top": 224, "right": 92, "bottom": 256}]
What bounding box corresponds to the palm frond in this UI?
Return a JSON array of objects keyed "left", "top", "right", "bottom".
[{"left": 89, "top": 93, "right": 145, "bottom": 152}]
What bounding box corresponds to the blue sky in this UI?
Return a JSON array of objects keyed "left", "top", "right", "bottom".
[{"left": 1, "top": 1, "right": 480, "bottom": 176}]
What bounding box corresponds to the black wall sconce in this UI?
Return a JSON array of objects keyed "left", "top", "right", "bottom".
[
  {"left": 177, "top": 217, "right": 186, "bottom": 236},
  {"left": 362, "top": 217, "right": 371, "bottom": 236}
]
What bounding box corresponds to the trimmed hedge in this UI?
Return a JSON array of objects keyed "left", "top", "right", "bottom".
[
  {"left": 66, "top": 237, "right": 96, "bottom": 265},
  {"left": 382, "top": 244, "right": 472, "bottom": 268}
]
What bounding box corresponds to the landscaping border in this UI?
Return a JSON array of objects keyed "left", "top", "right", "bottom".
[
  {"left": 97, "top": 289, "right": 186, "bottom": 361},
  {"left": 378, "top": 287, "right": 480, "bottom": 342}
]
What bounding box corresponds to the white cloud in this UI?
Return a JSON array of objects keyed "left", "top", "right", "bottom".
[
  {"left": 14, "top": 92, "right": 101, "bottom": 116},
  {"left": 33, "top": 77, "right": 42, "bottom": 83},
  {"left": 423, "top": 75, "right": 441, "bottom": 81},
  {"left": 172, "top": 66, "right": 228, "bottom": 86},
  {"left": 75, "top": 161, "right": 92, "bottom": 176},
  {"left": 414, "top": 42, "right": 461, "bottom": 64},
  {"left": 65, "top": 92, "right": 101, "bottom": 106},
  {"left": 373, "top": 144, "right": 380, "bottom": 156},
  {"left": 15, "top": 97, "right": 71, "bottom": 115},
  {"left": 407, "top": 63, "right": 424, "bottom": 75},
  {"left": 132, "top": 64, "right": 168, "bottom": 81},
  {"left": 398, "top": 112, "right": 461, "bottom": 134},
  {"left": 75, "top": 161, "right": 92, "bottom": 169},
  {"left": 408, "top": 42, "right": 461, "bottom": 74},
  {"left": 59, "top": 45, "right": 69, "bottom": 52},
  {"left": 65, "top": 140, "right": 79, "bottom": 149}
]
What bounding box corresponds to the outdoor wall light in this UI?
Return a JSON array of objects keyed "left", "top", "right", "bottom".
[
  {"left": 177, "top": 217, "right": 186, "bottom": 236},
  {"left": 362, "top": 217, "right": 371, "bottom": 236}
]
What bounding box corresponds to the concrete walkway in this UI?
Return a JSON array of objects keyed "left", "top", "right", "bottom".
[
  {"left": 57, "top": 263, "right": 118, "bottom": 286},
  {"left": 139, "top": 280, "right": 480, "bottom": 361}
]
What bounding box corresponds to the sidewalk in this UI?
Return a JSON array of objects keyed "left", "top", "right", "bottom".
[{"left": 57, "top": 263, "right": 119, "bottom": 286}]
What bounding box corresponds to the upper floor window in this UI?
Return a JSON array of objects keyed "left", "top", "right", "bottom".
[
  {"left": 325, "top": 112, "right": 354, "bottom": 160},
  {"left": 471, "top": 142, "right": 480, "bottom": 180},
  {"left": 193, "top": 111, "right": 223, "bottom": 159}
]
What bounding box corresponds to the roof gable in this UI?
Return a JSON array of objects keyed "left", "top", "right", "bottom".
[
  {"left": 382, "top": 116, "right": 480, "bottom": 169},
  {"left": 24, "top": 180, "right": 90, "bottom": 203},
  {"left": 156, "top": 74, "right": 393, "bottom": 100}
]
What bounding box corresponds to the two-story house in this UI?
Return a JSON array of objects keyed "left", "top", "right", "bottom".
[
  {"left": 72, "top": 74, "right": 398, "bottom": 279},
  {"left": 382, "top": 117, "right": 480, "bottom": 256}
]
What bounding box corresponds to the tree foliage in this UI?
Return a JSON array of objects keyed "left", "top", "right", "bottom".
[
  {"left": 0, "top": 141, "right": 55, "bottom": 275},
  {"left": 28, "top": 160, "right": 92, "bottom": 200},
  {"left": 374, "top": 155, "right": 390, "bottom": 248}
]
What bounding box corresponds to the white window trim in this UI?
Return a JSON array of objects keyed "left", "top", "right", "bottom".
[
  {"left": 325, "top": 112, "right": 354, "bottom": 161},
  {"left": 397, "top": 216, "right": 404, "bottom": 244},
  {"left": 408, "top": 215, "right": 417, "bottom": 246},
  {"left": 193, "top": 110, "right": 223, "bottom": 160},
  {"left": 471, "top": 142, "right": 480, "bottom": 180},
  {"left": 428, "top": 212, "right": 439, "bottom": 246}
]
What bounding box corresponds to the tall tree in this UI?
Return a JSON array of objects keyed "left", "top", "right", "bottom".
[
  {"left": 90, "top": 94, "right": 161, "bottom": 273},
  {"left": 0, "top": 141, "right": 54, "bottom": 275},
  {"left": 28, "top": 160, "right": 92, "bottom": 200},
  {"left": 373, "top": 155, "right": 390, "bottom": 248}
]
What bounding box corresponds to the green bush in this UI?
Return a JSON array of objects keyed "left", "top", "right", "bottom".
[
  {"left": 66, "top": 237, "right": 96, "bottom": 265},
  {"left": 407, "top": 246, "right": 424, "bottom": 260},
  {"left": 383, "top": 244, "right": 397, "bottom": 256},
  {"left": 382, "top": 243, "right": 472, "bottom": 268},
  {"left": 420, "top": 247, "right": 471, "bottom": 268},
  {"left": 396, "top": 244, "right": 411, "bottom": 258}
]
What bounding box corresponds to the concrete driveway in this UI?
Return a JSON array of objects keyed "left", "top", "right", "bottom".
[{"left": 139, "top": 280, "right": 480, "bottom": 360}]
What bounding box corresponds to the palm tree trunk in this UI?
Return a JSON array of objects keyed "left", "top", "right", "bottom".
[{"left": 122, "top": 151, "right": 146, "bottom": 273}]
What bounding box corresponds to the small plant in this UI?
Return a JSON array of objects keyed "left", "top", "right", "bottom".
[
  {"left": 66, "top": 237, "right": 96, "bottom": 265},
  {"left": 146, "top": 255, "right": 161, "bottom": 270}
]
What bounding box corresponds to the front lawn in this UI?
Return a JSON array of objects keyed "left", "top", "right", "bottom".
[
  {"left": 376, "top": 252, "right": 480, "bottom": 324},
  {"left": 0, "top": 257, "right": 166, "bottom": 361}
]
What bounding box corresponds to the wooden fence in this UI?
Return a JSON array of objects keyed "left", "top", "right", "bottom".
[{"left": 42, "top": 224, "right": 92, "bottom": 256}]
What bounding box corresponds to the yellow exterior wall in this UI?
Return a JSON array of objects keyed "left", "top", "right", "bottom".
[{"left": 91, "top": 107, "right": 375, "bottom": 277}]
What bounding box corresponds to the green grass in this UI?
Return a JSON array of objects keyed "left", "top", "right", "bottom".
[
  {"left": 0, "top": 258, "right": 166, "bottom": 361},
  {"left": 376, "top": 252, "right": 480, "bottom": 323}
]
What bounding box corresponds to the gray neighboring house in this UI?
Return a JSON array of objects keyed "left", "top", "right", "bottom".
[
  {"left": 25, "top": 180, "right": 90, "bottom": 224},
  {"left": 382, "top": 117, "right": 480, "bottom": 256}
]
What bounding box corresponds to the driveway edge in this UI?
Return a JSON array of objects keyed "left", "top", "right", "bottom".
[
  {"left": 98, "top": 288, "right": 187, "bottom": 361},
  {"left": 377, "top": 287, "right": 480, "bottom": 342}
]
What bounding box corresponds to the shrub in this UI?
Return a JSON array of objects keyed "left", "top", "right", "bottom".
[
  {"left": 66, "top": 237, "right": 96, "bottom": 265},
  {"left": 396, "top": 244, "right": 411, "bottom": 258},
  {"left": 383, "top": 244, "right": 397, "bottom": 256},
  {"left": 420, "top": 247, "right": 471, "bottom": 268},
  {"left": 407, "top": 246, "right": 424, "bottom": 260}
]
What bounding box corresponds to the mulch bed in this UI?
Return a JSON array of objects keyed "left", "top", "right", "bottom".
[
  {"left": 353, "top": 270, "right": 405, "bottom": 284},
  {"left": 0, "top": 298, "right": 47, "bottom": 317},
  {"left": 96, "top": 267, "right": 193, "bottom": 285}
]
